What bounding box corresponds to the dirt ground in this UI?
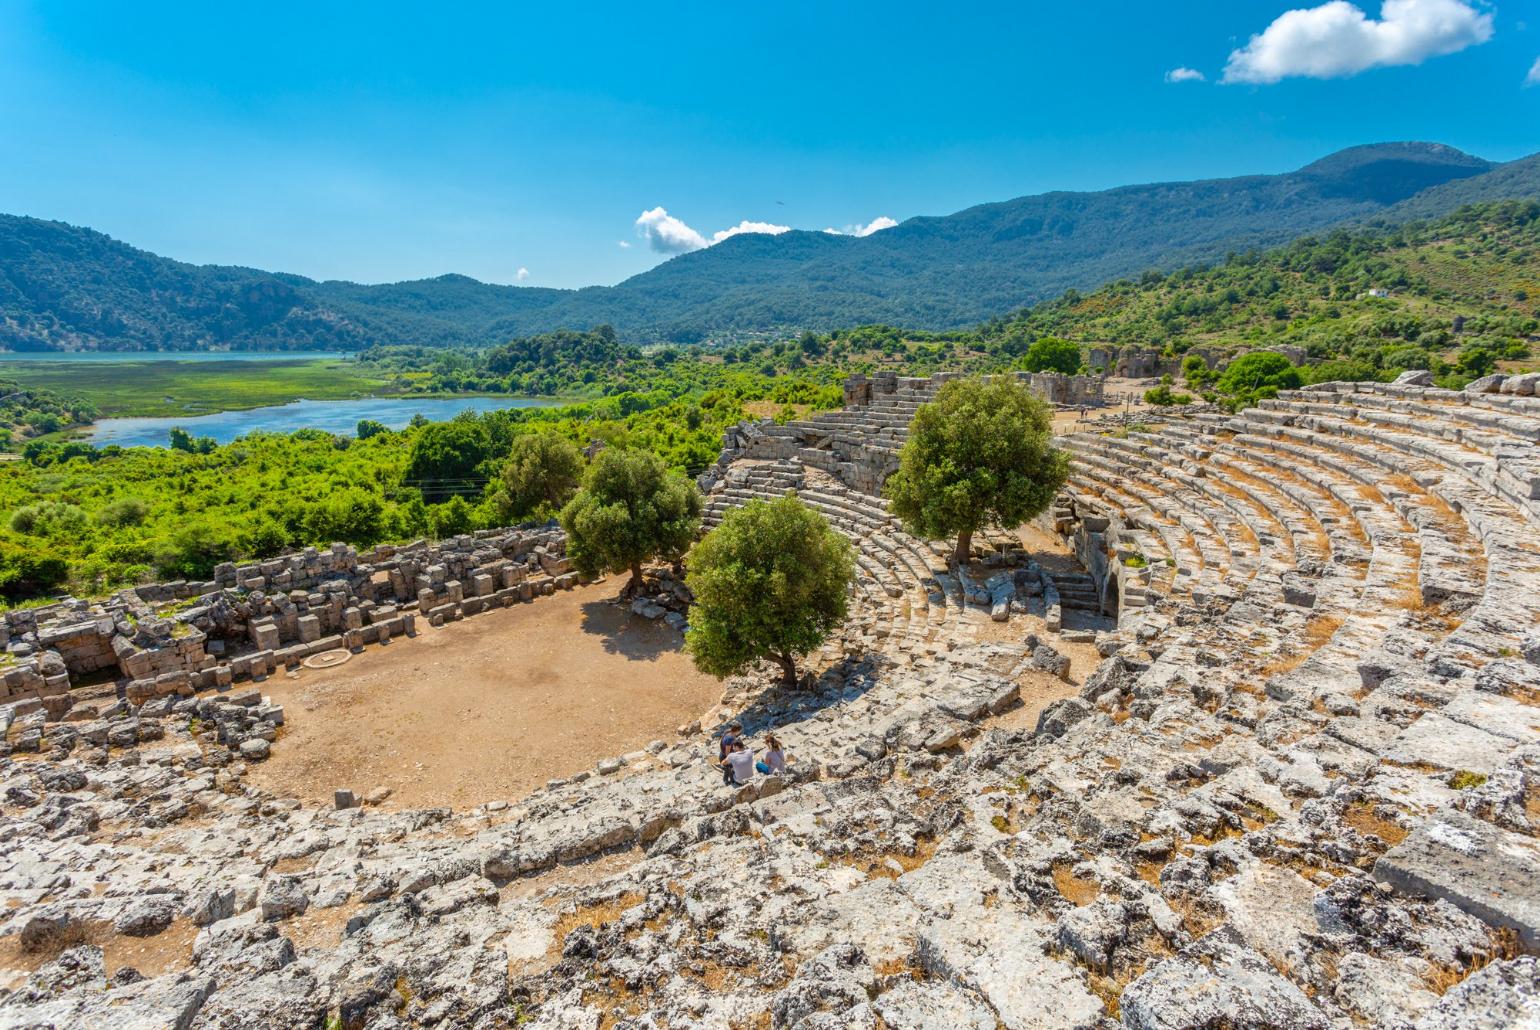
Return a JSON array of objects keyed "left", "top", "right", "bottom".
[{"left": 246, "top": 581, "right": 725, "bottom": 811}]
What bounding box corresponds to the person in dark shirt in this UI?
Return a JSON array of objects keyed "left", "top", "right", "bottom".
[{"left": 717, "top": 721, "right": 743, "bottom": 784}]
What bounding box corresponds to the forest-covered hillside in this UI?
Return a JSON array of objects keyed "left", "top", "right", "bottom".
[
  {"left": 980, "top": 199, "right": 1540, "bottom": 380},
  {"left": 3, "top": 143, "right": 1535, "bottom": 350}
]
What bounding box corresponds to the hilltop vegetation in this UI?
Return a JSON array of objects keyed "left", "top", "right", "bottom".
[
  {"left": 3, "top": 143, "right": 1535, "bottom": 350},
  {"left": 983, "top": 199, "right": 1540, "bottom": 388}
]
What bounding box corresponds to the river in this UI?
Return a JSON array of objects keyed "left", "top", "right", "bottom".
[{"left": 85, "top": 396, "right": 564, "bottom": 448}]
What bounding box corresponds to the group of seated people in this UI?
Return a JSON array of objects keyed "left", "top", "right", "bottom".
[{"left": 717, "top": 721, "right": 786, "bottom": 786}]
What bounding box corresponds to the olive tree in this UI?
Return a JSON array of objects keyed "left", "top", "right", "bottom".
[
  {"left": 560, "top": 447, "right": 701, "bottom": 595},
  {"left": 498, "top": 432, "right": 584, "bottom": 522},
  {"left": 685, "top": 494, "right": 854, "bottom": 688},
  {"left": 885, "top": 376, "right": 1068, "bottom": 565}
]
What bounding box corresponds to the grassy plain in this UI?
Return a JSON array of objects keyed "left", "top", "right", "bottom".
[{"left": 0, "top": 357, "right": 397, "bottom": 418}]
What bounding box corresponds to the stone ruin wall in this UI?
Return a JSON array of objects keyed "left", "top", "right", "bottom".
[
  {"left": 0, "top": 526, "right": 577, "bottom": 719},
  {"left": 1088, "top": 343, "right": 1309, "bottom": 379},
  {"left": 700, "top": 370, "right": 1106, "bottom": 500}
]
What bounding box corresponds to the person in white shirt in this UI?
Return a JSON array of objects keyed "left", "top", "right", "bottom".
[{"left": 722, "top": 742, "right": 756, "bottom": 786}]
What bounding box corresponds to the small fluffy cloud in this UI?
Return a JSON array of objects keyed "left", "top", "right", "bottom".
[
  {"left": 1527, "top": 56, "right": 1540, "bottom": 86},
  {"left": 617, "top": 240, "right": 631, "bottom": 248},
  {"left": 634, "top": 207, "right": 791, "bottom": 253},
  {"left": 711, "top": 220, "right": 792, "bottom": 244},
  {"left": 515, "top": 267, "right": 529, "bottom": 282},
  {"left": 1222, "top": 0, "right": 1494, "bottom": 85},
  {"left": 635, "top": 207, "right": 709, "bottom": 253},
  {"left": 822, "top": 216, "right": 898, "bottom": 237},
  {"left": 1165, "top": 67, "right": 1207, "bottom": 83}
]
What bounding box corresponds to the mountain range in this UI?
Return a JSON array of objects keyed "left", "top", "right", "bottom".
[{"left": 1, "top": 142, "right": 1536, "bottom": 351}]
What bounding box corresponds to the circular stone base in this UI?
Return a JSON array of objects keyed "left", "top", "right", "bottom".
[{"left": 302, "top": 649, "right": 353, "bottom": 670}]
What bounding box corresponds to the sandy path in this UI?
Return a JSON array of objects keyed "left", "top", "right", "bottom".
[{"left": 247, "top": 581, "right": 724, "bottom": 811}]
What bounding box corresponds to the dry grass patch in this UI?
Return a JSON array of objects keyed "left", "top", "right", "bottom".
[
  {"left": 873, "top": 954, "right": 927, "bottom": 982},
  {"left": 1343, "top": 802, "right": 1409, "bottom": 847},
  {"left": 552, "top": 891, "right": 646, "bottom": 944},
  {"left": 834, "top": 837, "right": 940, "bottom": 880},
  {"left": 1052, "top": 865, "right": 1101, "bottom": 907},
  {"left": 1260, "top": 614, "right": 1344, "bottom": 678},
  {"left": 1086, "top": 970, "right": 1124, "bottom": 1019},
  {"left": 1422, "top": 928, "right": 1523, "bottom": 996},
  {"left": 0, "top": 918, "right": 108, "bottom": 972}
]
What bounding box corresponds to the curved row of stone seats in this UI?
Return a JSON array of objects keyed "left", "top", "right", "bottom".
[
  {"left": 1059, "top": 411, "right": 1489, "bottom": 704},
  {"left": 1063, "top": 436, "right": 1256, "bottom": 603},
  {"left": 1063, "top": 476, "right": 1190, "bottom": 600},
  {"left": 1279, "top": 384, "right": 1540, "bottom": 516},
  {"left": 1099, "top": 431, "right": 1288, "bottom": 599},
  {"left": 1208, "top": 391, "right": 1540, "bottom": 669},
  {"left": 1075, "top": 390, "right": 1521, "bottom": 713}
]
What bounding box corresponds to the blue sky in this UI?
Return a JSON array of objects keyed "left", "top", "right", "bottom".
[{"left": 1, "top": 1, "right": 1535, "bottom": 289}]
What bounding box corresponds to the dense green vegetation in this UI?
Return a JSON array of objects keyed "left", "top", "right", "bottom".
[
  {"left": 981, "top": 199, "right": 1540, "bottom": 392},
  {"left": 4, "top": 143, "right": 1533, "bottom": 349},
  {"left": 686, "top": 495, "right": 854, "bottom": 687},
  {"left": 0, "top": 369, "right": 811, "bottom": 601},
  {"left": 496, "top": 434, "right": 584, "bottom": 522}
]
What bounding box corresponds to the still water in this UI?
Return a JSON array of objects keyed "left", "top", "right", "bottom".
[{"left": 87, "top": 396, "right": 561, "bottom": 448}]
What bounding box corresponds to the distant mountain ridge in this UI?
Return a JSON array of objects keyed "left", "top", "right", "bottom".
[{"left": 1, "top": 142, "right": 1535, "bottom": 350}]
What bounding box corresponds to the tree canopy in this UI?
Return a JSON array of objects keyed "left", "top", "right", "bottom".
[
  {"left": 497, "top": 432, "right": 584, "bottom": 522},
  {"left": 1019, "top": 336, "right": 1081, "bottom": 375},
  {"left": 685, "top": 494, "right": 854, "bottom": 687},
  {"left": 885, "top": 377, "right": 1068, "bottom": 564},
  {"left": 560, "top": 447, "right": 702, "bottom": 593},
  {"left": 404, "top": 419, "right": 493, "bottom": 501}
]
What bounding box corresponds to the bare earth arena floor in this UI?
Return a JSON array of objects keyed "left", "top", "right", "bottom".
[{"left": 246, "top": 580, "right": 725, "bottom": 811}]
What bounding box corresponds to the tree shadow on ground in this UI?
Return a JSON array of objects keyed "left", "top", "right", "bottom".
[
  {"left": 707, "top": 654, "right": 887, "bottom": 744},
  {"left": 578, "top": 598, "right": 680, "bottom": 662}
]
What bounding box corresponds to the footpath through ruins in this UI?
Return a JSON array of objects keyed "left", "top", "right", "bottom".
[{"left": 0, "top": 369, "right": 1537, "bottom": 1028}]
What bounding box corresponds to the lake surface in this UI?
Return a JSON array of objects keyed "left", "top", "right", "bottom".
[
  {"left": 0, "top": 350, "right": 347, "bottom": 363},
  {"left": 87, "top": 396, "right": 561, "bottom": 448}
]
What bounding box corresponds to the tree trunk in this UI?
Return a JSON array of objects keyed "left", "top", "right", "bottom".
[
  {"left": 776, "top": 653, "right": 799, "bottom": 689},
  {"left": 626, "top": 561, "right": 644, "bottom": 597},
  {"left": 953, "top": 528, "right": 974, "bottom": 567}
]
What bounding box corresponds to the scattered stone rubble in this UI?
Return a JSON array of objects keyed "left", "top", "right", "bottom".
[{"left": 2, "top": 373, "right": 1538, "bottom": 1028}]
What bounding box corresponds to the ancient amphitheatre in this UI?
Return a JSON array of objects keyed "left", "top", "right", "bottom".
[{"left": 1, "top": 367, "right": 1538, "bottom": 1029}]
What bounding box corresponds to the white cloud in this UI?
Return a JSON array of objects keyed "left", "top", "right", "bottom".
[
  {"left": 854, "top": 215, "right": 898, "bottom": 236},
  {"left": 710, "top": 219, "right": 792, "bottom": 244},
  {"left": 634, "top": 207, "right": 789, "bottom": 254},
  {"left": 617, "top": 240, "right": 631, "bottom": 248},
  {"left": 635, "top": 207, "right": 709, "bottom": 253},
  {"left": 822, "top": 216, "right": 899, "bottom": 237},
  {"left": 1526, "top": 56, "right": 1540, "bottom": 86},
  {"left": 1165, "top": 67, "right": 1207, "bottom": 83},
  {"left": 1222, "top": 0, "right": 1494, "bottom": 85},
  {"left": 515, "top": 267, "right": 529, "bottom": 282}
]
